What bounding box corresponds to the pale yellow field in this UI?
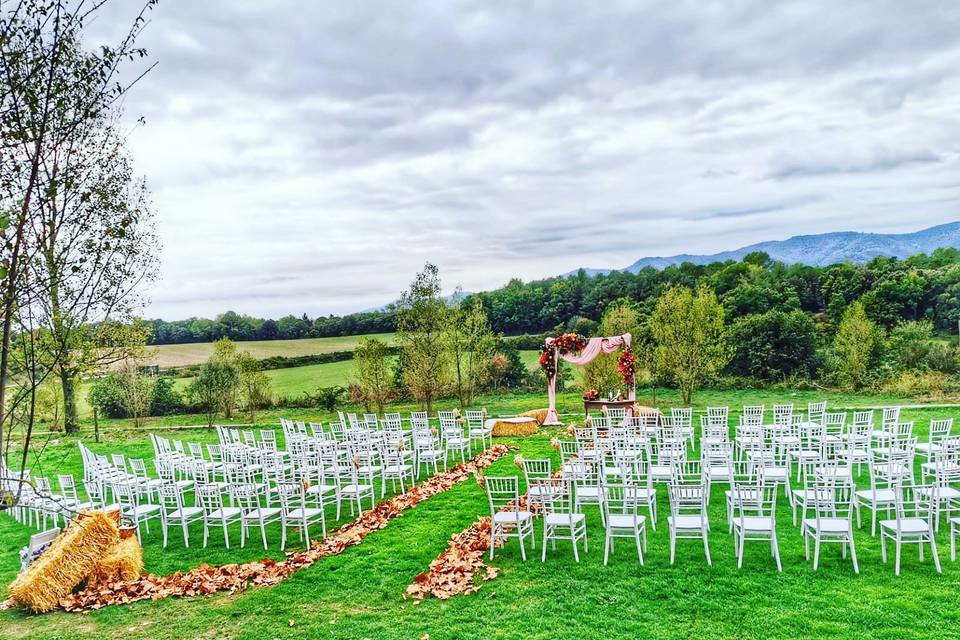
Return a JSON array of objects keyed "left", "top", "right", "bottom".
[{"left": 145, "top": 333, "right": 397, "bottom": 368}]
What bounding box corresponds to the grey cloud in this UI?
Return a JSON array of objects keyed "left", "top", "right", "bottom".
[{"left": 84, "top": 1, "right": 960, "bottom": 319}]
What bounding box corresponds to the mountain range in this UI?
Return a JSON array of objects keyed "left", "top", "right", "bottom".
[{"left": 568, "top": 221, "right": 960, "bottom": 276}]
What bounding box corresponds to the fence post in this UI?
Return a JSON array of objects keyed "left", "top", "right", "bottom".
[{"left": 93, "top": 407, "right": 100, "bottom": 443}]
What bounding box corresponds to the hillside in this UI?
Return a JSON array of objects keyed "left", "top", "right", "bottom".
[{"left": 570, "top": 220, "right": 960, "bottom": 275}]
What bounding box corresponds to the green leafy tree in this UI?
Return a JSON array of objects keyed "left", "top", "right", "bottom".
[
  {"left": 210, "top": 337, "right": 240, "bottom": 417},
  {"left": 189, "top": 360, "right": 240, "bottom": 428},
  {"left": 726, "top": 310, "right": 820, "bottom": 381},
  {"left": 397, "top": 263, "right": 450, "bottom": 412},
  {"left": 445, "top": 294, "right": 497, "bottom": 409},
  {"left": 832, "top": 301, "right": 883, "bottom": 390},
  {"left": 118, "top": 360, "right": 154, "bottom": 428},
  {"left": 650, "top": 285, "right": 730, "bottom": 404},
  {"left": 236, "top": 351, "right": 272, "bottom": 423},
  {"left": 352, "top": 337, "right": 393, "bottom": 414}
]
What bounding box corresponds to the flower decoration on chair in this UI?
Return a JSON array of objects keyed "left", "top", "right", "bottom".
[{"left": 617, "top": 346, "right": 636, "bottom": 386}]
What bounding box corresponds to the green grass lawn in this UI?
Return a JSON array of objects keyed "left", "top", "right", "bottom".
[
  {"left": 145, "top": 333, "right": 397, "bottom": 368},
  {"left": 3, "top": 390, "right": 960, "bottom": 639}
]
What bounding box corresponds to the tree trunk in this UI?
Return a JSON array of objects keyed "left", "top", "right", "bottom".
[{"left": 61, "top": 369, "right": 80, "bottom": 433}]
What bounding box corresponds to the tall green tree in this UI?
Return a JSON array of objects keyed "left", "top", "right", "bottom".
[
  {"left": 236, "top": 351, "right": 272, "bottom": 423},
  {"left": 397, "top": 263, "right": 449, "bottom": 413},
  {"left": 832, "top": 301, "right": 883, "bottom": 390},
  {"left": 445, "top": 293, "right": 496, "bottom": 409},
  {"left": 650, "top": 285, "right": 730, "bottom": 404},
  {"left": 352, "top": 337, "right": 393, "bottom": 413},
  {"left": 189, "top": 360, "right": 240, "bottom": 428}
]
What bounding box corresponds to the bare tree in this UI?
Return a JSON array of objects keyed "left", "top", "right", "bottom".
[{"left": 0, "top": 0, "right": 157, "bottom": 503}]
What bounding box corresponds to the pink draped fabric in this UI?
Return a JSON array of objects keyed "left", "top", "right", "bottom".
[{"left": 544, "top": 333, "right": 633, "bottom": 425}]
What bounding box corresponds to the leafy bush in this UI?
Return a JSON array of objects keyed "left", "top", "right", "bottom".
[
  {"left": 87, "top": 374, "right": 127, "bottom": 418},
  {"left": 150, "top": 377, "right": 185, "bottom": 415},
  {"left": 275, "top": 386, "right": 346, "bottom": 410},
  {"left": 726, "top": 310, "right": 820, "bottom": 381}
]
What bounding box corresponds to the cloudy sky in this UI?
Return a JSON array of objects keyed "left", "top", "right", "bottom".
[{"left": 92, "top": 1, "right": 960, "bottom": 320}]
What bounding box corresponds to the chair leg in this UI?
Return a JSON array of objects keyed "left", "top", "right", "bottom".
[
  {"left": 930, "top": 536, "right": 942, "bottom": 574},
  {"left": 849, "top": 535, "right": 859, "bottom": 574}
]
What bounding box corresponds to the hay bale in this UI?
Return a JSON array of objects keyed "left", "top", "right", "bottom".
[
  {"left": 491, "top": 418, "right": 539, "bottom": 437},
  {"left": 87, "top": 535, "right": 143, "bottom": 587},
  {"left": 518, "top": 408, "right": 549, "bottom": 425},
  {"left": 8, "top": 511, "right": 119, "bottom": 613}
]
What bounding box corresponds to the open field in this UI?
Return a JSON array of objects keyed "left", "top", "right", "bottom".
[
  {"left": 3, "top": 391, "right": 960, "bottom": 639},
  {"left": 144, "top": 333, "right": 397, "bottom": 368}
]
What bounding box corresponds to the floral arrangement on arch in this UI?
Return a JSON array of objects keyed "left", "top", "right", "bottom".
[
  {"left": 617, "top": 346, "right": 636, "bottom": 386},
  {"left": 539, "top": 332, "right": 587, "bottom": 378}
]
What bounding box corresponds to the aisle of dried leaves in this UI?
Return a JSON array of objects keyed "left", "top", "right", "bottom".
[
  {"left": 407, "top": 459, "right": 548, "bottom": 602},
  {"left": 50, "top": 444, "right": 514, "bottom": 612}
]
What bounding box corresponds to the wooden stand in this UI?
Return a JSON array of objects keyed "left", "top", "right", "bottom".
[{"left": 583, "top": 398, "right": 635, "bottom": 417}]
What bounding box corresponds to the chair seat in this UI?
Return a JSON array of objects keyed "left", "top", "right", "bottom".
[
  {"left": 285, "top": 507, "right": 324, "bottom": 520},
  {"left": 493, "top": 511, "right": 533, "bottom": 524},
  {"left": 916, "top": 486, "right": 960, "bottom": 500},
  {"left": 607, "top": 513, "right": 646, "bottom": 529},
  {"left": 383, "top": 464, "right": 412, "bottom": 474},
  {"left": 126, "top": 504, "right": 161, "bottom": 518},
  {"left": 668, "top": 515, "right": 706, "bottom": 530},
  {"left": 879, "top": 518, "right": 932, "bottom": 535},
  {"left": 855, "top": 488, "right": 896, "bottom": 503},
  {"left": 545, "top": 513, "right": 586, "bottom": 526},
  {"left": 306, "top": 484, "right": 338, "bottom": 496},
  {"left": 207, "top": 507, "right": 243, "bottom": 520},
  {"left": 802, "top": 518, "right": 850, "bottom": 534},
  {"left": 736, "top": 516, "right": 775, "bottom": 532},
  {"left": 243, "top": 507, "right": 281, "bottom": 520},
  {"left": 576, "top": 487, "right": 601, "bottom": 499},
  {"left": 342, "top": 484, "right": 373, "bottom": 494},
  {"left": 915, "top": 442, "right": 941, "bottom": 454},
  {"left": 167, "top": 506, "right": 204, "bottom": 520}
]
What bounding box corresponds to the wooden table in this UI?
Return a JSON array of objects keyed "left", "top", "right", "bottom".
[{"left": 583, "top": 398, "right": 635, "bottom": 417}]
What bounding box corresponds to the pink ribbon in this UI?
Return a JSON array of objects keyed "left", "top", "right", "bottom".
[{"left": 544, "top": 333, "right": 633, "bottom": 424}]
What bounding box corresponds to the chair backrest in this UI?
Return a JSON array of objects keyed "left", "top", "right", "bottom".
[
  {"left": 259, "top": 430, "right": 278, "bottom": 450},
  {"left": 809, "top": 476, "right": 853, "bottom": 524},
  {"left": 602, "top": 482, "right": 642, "bottom": 522},
  {"left": 740, "top": 405, "right": 764, "bottom": 426},
  {"left": 670, "top": 407, "right": 693, "bottom": 428},
  {"left": 522, "top": 459, "right": 552, "bottom": 486},
  {"left": 607, "top": 407, "right": 628, "bottom": 423},
  {"left": 706, "top": 406, "right": 729, "bottom": 425},
  {"left": 807, "top": 401, "right": 827, "bottom": 425},
  {"left": 485, "top": 476, "right": 520, "bottom": 514},
  {"left": 185, "top": 442, "right": 202, "bottom": 459},
  {"left": 772, "top": 404, "right": 794, "bottom": 425},
  {"left": 21, "top": 528, "right": 61, "bottom": 571},
  {"left": 824, "top": 412, "right": 846, "bottom": 435},
  {"left": 668, "top": 482, "right": 708, "bottom": 519},
  {"left": 157, "top": 482, "right": 185, "bottom": 514},
  {"left": 57, "top": 474, "right": 78, "bottom": 502},
  {"left": 929, "top": 418, "right": 953, "bottom": 443},
  {"left": 465, "top": 410, "right": 485, "bottom": 428},
  {"left": 882, "top": 406, "right": 902, "bottom": 430},
  {"left": 195, "top": 483, "right": 223, "bottom": 512},
  {"left": 731, "top": 479, "right": 776, "bottom": 522},
  {"left": 535, "top": 477, "right": 575, "bottom": 515}
]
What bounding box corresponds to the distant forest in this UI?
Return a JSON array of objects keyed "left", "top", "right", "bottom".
[{"left": 146, "top": 247, "right": 960, "bottom": 345}]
